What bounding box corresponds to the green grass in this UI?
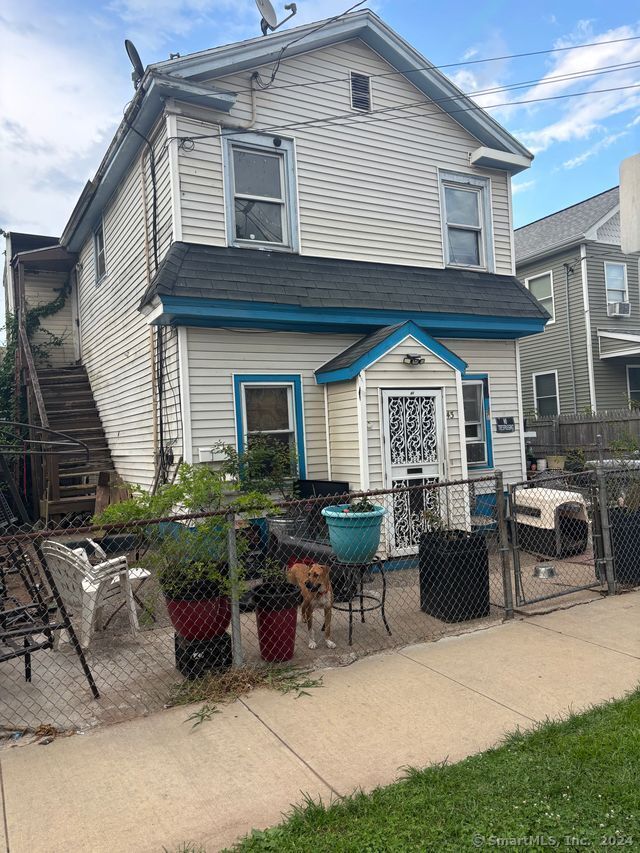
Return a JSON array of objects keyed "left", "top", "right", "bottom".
[{"left": 231, "top": 689, "right": 640, "bottom": 852}]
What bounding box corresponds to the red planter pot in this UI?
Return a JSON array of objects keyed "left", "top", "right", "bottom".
[
  {"left": 165, "top": 597, "right": 231, "bottom": 641},
  {"left": 253, "top": 582, "right": 301, "bottom": 663}
]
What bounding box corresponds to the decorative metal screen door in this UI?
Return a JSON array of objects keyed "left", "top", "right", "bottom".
[{"left": 381, "top": 389, "right": 445, "bottom": 555}]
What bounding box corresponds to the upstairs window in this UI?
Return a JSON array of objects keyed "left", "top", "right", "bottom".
[
  {"left": 605, "top": 262, "right": 628, "bottom": 305},
  {"left": 350, "top": 72, "right": 371, "bottom": 111},
  {"left": 94, "top": 222, "right": 106, "bottom": 282},
  {"left": 224, "top": 133, "right": 297, "bottom": 251},
  {"left": 463, "top": 378, "right": 491, "bottom": 468},
  {"left": 525, "top": 271, "right": 555, "bottom": 323},
  {"left": 440, "top": 171, "right": 493, "bottom": 271},
  {"left": 533, "top": 371, "right": 559, "bottom": 417}
]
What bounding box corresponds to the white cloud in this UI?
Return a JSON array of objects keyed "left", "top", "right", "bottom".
[
  {"left": 562, "top": 131, "right": 629, "bottom": 169},
  {"left": 512, "top": 179, "right": 536, "bottom": 195}
]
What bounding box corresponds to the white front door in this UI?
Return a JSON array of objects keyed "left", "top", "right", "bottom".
[{"left": 381, "top": 389, "right": 445, "bottom": 555}]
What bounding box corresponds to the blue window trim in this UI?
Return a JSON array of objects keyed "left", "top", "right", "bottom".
[
  {"left": 233, "top": 374, "right": 306, "bottom": 479},
  {"left": 315, "top": 321, "right": 467, "bottom": 383},
  {"left": 156, "top": 296, "right": 547, "bottom": 340},
  {"left": 463, "top": 373, "right": 494, "bottom": 470}
]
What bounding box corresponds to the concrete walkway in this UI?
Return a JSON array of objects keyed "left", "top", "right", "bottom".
[{"left": 2, "top": 591, "right": 639, "bottom": 853}]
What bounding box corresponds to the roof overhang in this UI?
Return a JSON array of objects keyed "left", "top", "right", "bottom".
[
  {"left": 61, "top": 73, "right": 235, "bottom": 252},
  {"left": 598, "top": 329, "right": 640, "bottom": 360},
  {"left": 151, "top": 10, "right": 533, "bottom": 163},
  {"left": 470, "top": 146, "right": 531, "bottom": 175},
  {"left": 315, "top": 321, "right": 467, "bottom": 383},
  {"left": 12, "top": 244, "right": 77, "bottom": 272},
  {"left": 147, "top": 295, "right": 547, "bottom": 339},
  {"left": 516, "top": 237, "right": 583, "bottom": 268}
]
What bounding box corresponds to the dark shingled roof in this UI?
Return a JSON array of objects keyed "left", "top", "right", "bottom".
[
  {"left": 141, "top": 243, "right": 548, "bottom": 321},
  {"left": 515, "top": 187, "right": 618, "bottom": 263},
  {"left": 317, "top": 324, "right": 406, "bottom": 375}
]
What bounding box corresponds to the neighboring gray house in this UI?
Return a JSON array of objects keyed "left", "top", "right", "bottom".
[{"left": 516, "top": 187, "right": 640, "bottom": 415}]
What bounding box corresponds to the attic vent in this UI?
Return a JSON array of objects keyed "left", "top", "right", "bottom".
[{"left": 350, "top": 72, "right": 371, "bottom": 111}]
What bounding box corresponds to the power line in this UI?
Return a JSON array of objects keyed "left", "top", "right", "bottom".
[
  {"left": 229, "top": 32, "right": 640, "bottom": 95},
  {"left": 167, "top": 66, "right": 640, "bottom": 147}
]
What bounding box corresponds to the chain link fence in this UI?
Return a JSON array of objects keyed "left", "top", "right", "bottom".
[{"left": 1, "top": 468, "right": 639, "bottom": 735}]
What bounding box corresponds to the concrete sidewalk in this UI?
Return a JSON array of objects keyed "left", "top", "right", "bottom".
[{"left": 2, "top": 591, "right": 639, "bottom": 853}]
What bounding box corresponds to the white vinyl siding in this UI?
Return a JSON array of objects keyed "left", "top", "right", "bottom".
[
  {"left": 23, "top": 270, "right": 75, "bottom": 367},
  {"left": 76, "top": 116, "right": 178, "bottom": 488},
  {"left": 326, "top": 380, "right": 361, "bottom": 489},
  {"left": 175, "top": 39, "right": 513, "bottom": 272}
]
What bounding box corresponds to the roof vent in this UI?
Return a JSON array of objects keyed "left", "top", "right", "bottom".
[{"left": 350, "top": 72, "right": 371, "bottom": 112}]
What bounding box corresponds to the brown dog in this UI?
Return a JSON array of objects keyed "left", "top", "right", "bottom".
[{"left": 287, "top": 562, "right": 336, "bottom": 650}]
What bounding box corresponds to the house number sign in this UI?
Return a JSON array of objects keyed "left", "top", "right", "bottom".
[{"left": 495, "top": 417, "right": 516, "bottom": 433}]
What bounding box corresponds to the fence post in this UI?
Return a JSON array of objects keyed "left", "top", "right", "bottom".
[
  {"left": 495, "top": 470, "right": 514, "bottom": 619},
  {"left": 595, "top": 467, "right": 617, "bottom": 596},
  {"left": 226, "top": 510, "right": 244, "bottom": 667}
]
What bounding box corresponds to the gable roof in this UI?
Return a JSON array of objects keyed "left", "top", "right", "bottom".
[
  {"left": 315, "top": 321, "right": 467, "bottom": 383},
  {"left": 515, "top": 187, "right": 619, "bottom": 264},
  {"left": 61, "top": 11, "right": 532, "bottom": 252}
]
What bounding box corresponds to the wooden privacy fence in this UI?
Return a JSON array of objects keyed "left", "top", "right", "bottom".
[{"left": 526, "top": 409, "right": 640, "bottom": 455}]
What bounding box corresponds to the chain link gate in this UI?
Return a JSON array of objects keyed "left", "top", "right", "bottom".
[{"left": 507, "top": 470, "right": 607, "bottom": 608}]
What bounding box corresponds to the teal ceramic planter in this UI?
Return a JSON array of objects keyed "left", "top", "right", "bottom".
[{"left": 321, "top": 504, "right": 386, "bottom": 564}]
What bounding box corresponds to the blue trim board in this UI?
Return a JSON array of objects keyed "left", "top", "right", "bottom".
[
  {"left": 464, "top": 374, "right": 494, "bottom": 471},
  {"left": 157, "top": 296, "right": 546, "bottom": 339},
  {"left": 315, "top": 321, "right": 467, "bottom": 384},
  {"left": 233, "top": 374, "right": 307, "bottom": 479}
]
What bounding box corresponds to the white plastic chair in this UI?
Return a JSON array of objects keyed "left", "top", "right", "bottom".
[{"left": 41, "top": 539, "right": 150, "bottom": 648}]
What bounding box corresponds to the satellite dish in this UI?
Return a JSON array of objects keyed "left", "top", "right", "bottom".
[
  {"left": 255, "top": 0, "right": 297, "bottom": 36},
  {"left": 124, "top": 39, "right": 145, "bottom": 88}
]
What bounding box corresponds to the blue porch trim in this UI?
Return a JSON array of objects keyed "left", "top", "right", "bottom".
[
  {"left": 315, "top": 321, "right": 467, "bottom": 383},
  {"left": 232, "top": 374, "right": 307, "bottom": 479},
  {"left": 464, "top": 373, "right": 494, "bottom": 471},
  {"left": 156, "top": 296, "right": 547, "bottom": 339}
]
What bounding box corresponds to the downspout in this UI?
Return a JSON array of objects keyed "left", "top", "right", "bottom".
[
  {"left": 580, "top": 244, "right": 597, "bottom": 412},
  {"left": 218, "top": 73, "right": 258, "bottom": 131},
  {"left": 563, "top": 262, "right": 578, "bottom": 413}
]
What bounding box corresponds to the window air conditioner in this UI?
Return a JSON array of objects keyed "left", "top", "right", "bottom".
[{"left": 608, "top": 301, "right": 631, "bottom": 317}]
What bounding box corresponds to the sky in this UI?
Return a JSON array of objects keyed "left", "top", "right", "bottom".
[{"left": 1, "top": 0, "right": 639, "bottom": 261}]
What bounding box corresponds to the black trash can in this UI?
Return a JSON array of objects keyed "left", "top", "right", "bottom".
[
  {"left": 609, "top": 507, "right": 640, "bottom": 585},
  {"left": 419, "top": 530, "right": 490, "bottom": 622}
]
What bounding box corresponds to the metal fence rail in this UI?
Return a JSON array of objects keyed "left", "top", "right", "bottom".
[{"left": 1, "top": 468, "right": 639, "bottom": 734}]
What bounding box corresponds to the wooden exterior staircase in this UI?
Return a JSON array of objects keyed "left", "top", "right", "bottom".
[{"left": 36, "top": 366, "right": 115, "bottom": 518}]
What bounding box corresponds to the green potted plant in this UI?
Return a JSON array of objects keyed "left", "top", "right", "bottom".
[
  {"left": 321, "top": 497, "right": 386, "bottom": 564},
  {"left": 418, "top": 510, "right": 490, "bottom": 622}
]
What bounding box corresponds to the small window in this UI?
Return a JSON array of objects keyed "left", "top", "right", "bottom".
[
  {"left": 605, "top": 262, "right": 628, "bottom": 305},
  {"left": 463, "top": 379, "right": 489, "bottom": 467},
  {"left": 627, "top": 366, "right": 640, "bottom": 407},
  {"left": 224, "top": 134, "right": 297, "bottom": 251},
  {"left": 440, "top": 172, "right": 493, "bottom": 270},
  {"left": 526, "top": 271, "right": 554, "bottom": 323},
  {"left": 350, "top": 72, "right": 371, "bottom": 111},
  {"left": 94, "top": 223, "right": 106, "bottom": 282},
  {"left": 534, "top": 372, "right": 559, "bottom": 416}
]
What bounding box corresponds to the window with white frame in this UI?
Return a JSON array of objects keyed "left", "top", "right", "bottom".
[
  {"left": 605, "top": 262, "right": 628, "bottom": 305},
  {"left": 94, "top": 222, "right": 106, "bottom": 282},
  {"left": 525, "top": 271, "right": 554, "bottom": 322},
  {"left": 627, "top": 366, "right": 640, "bottom": 407},
  {"left": 224, "top": 134, "right": 296, "bottom": 250},
  {"left": 463, "top": 379, "right": 489, "bottom": 466},
  {"left": 533, "top": 372, "right": 559, "bottom": 416},
  {"left": 440, "top": 172, "right": 493, "bottom": 270}
]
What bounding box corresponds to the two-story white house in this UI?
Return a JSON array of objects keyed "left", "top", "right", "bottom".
[{"left": 5, "top": 11, "right": 547, "bottom": 545}]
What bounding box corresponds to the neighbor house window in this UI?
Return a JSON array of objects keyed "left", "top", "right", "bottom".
[
  {"left": 233, "top": 375, "right": 306, "bottom": 477},
  {"left": 224, "top": 133, "right": 297, "bottom": 251},
  {"left": 605, "top": 262, "right": 628, "bottom": 305},
  {"left": 463, "top": 377, "right": 492, "bottom": 468},
  {"left": 525, "top": 271, "right": 554, "bottom": 323},
  {"left": 627, "top": 366, "right": 640, "bottom": 407},
  {"left": 439, "top": 171, "right": 493, "bottom": 271},
  {"left": 94, "top": 222, "right": 106, "bottom": 282},
  {"left": 533, "top": 371, "right": 559, "bottom": 416}
]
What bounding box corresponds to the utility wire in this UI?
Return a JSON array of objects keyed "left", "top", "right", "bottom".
[
  {"left": 229, "top": 32, "right": 640, "bottom": 95},
  {"left": 166, "top": 66, "right": 640, "bottom": 147}
]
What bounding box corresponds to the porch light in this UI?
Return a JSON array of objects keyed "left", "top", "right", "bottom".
[{"left": 402, "top": 353, "right": 425, "bottom": 366}]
